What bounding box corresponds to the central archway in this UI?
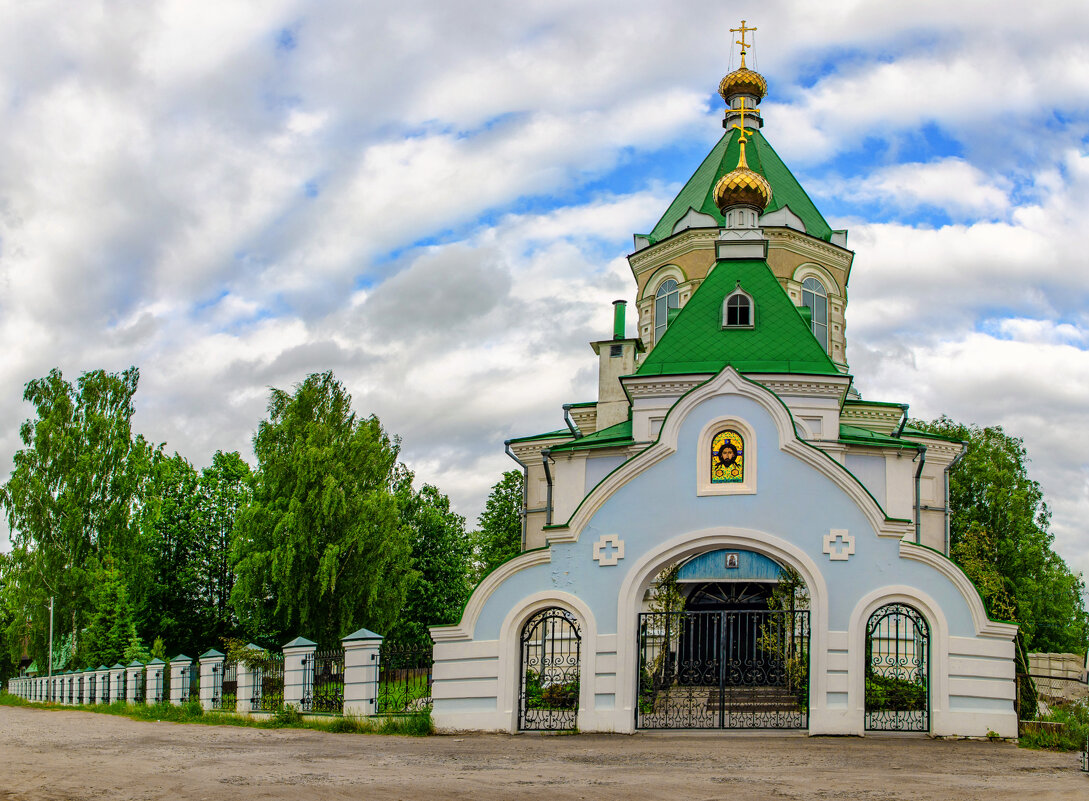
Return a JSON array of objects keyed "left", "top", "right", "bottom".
[
  {"left": 616, "top": 527, "right": 830, "bottom": 733},
  {"left": 636, "top": 548, "right": 811, "bottom": 729}
]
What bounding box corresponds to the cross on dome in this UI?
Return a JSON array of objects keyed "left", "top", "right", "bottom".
[{"left": 730, "top": 20, "right": 757, "bottom": 67}]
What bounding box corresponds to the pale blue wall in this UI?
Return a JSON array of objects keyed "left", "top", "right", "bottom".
[{"left": 468, "top": 390, "right": 979, "bottom": 646}]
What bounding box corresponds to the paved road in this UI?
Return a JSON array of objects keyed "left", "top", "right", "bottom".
[{"left": 1, "top": 705, "right": 1086, "bottom": 800}]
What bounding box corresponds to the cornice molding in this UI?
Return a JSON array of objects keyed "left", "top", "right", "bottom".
[
  {"left": 628, "top": 228, "right": 718, "bottom": 274},
  {"left": 765, "top": 227, "right": 854, "bottom": 273}
]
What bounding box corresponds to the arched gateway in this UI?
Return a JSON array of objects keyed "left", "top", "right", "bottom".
[
  {"left": 636, "top": 548, "right": 810, "bottom": 729},
  {"left": 428, "top": 29, "right": 1019, "bottom": 738}
]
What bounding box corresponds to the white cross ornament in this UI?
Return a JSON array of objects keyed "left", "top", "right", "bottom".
[
  {"left": 823, "top": 529, "right": 855, "bottom": 561},
  {"left": 593, "top": 534, "right": 625, "bottom": 566}
]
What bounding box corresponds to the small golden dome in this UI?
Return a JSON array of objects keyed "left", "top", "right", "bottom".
[
  {"left": 718, "top": 66, "right": 767, "bottom": 103},
  {"left": 713, "top": 141, "right": 772, "bottom": 212}
]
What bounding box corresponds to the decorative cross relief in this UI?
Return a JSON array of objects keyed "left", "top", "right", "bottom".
[
  {"left": 592, "top": 534, "right": 625, "bottom": 566},
  {"left": 823, "top": 529, "right": 855, "bottom": 561}
]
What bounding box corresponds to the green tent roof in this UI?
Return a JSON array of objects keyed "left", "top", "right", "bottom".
[
  {"left": 645, "top": 128, "right": 834, "bottom": 244},
  {"left": 637, "top": 258, "right": 840, "bottom": 377}
]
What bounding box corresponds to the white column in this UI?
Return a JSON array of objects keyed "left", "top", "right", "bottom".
[
  {"left": 126, "top": 662, "right": 143, "bottom": 703},
  {"left": 342, "top": 628, "right": 383, "bottom": 717},
  {"left": 170, "top": 656, "right": 191, "bottom": 705},
  {"left": 147, "top": 659, "right": 166, "bottom": 704},
  {"left": 199, "top": 650, "right": 224, "bottom": 712},
  {"left": 282, "top": 637, "right": 317, "bottom": 711},
  {"left": 96, "top": 667, "right": 109, "bottom": 703},
  {"left": 235, "top": 644, "right": 265, "bottom": 714}
]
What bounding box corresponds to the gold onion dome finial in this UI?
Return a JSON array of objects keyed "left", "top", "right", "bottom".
[
  {"left": 713, "top": 99, "right": 772, "bottom": 213},
  {"left": 718, "top": 20, "right": 767, "bottom": 102}
]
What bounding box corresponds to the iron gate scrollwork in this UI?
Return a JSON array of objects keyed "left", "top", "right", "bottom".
[
  {"left": 302, "top": 650, "right": 345, "bottom": 714},
  {"left": 212, "top": 661, "right": 236, "bottom": 711},
  {"left": 519, "top": 607, "right": 581, "bottom": 731},
  {"left": 865, "top": 602, "right": 929, "bottom": 732},
  {"left": 637, "top": 610, "right": 810, "bottom": 729}
]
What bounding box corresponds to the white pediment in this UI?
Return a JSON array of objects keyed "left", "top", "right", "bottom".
[{"left": 759, "top": 204, "right": 807, "bottom": 233}]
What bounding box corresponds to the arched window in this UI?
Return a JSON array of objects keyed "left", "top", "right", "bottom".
[
  {"left": 801, "top": 277, "right": 828, "bottom": 352},
  {"left": 710, "top": 429, "right": 744, "bottom": 484},
  {"left": 722, "top": 284, "right": 754, "bottom": 328},
  {"left": 654, "top": 279, "right": 680, "bottom": 342}
]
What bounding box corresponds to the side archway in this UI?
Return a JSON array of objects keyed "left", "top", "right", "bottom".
[{"left": 864, "top": 602, "right": 930, "bottom": 732}]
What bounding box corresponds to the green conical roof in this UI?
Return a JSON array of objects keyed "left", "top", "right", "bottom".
[
  {"left": 646, "top": 129, "right": 833, "bottom": 244},
  {"left": 636, "top": 258, "right": 839, "bottom": 377}
]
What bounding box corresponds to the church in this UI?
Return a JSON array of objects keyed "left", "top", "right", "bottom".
[{"left": 430, "top": 25, "right": 1019, "bottom": 737}]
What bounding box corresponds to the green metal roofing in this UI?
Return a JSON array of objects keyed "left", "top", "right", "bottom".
[
  {"left": 549, "top": 419, "right": 634, "bottom": 453},
  {"left": 900, "top": 424, "right": 968, "bottom": 444},
  {"left": 506, "top": 428, "right": 571, "bottom": 445},
  {"left": 838, "top": 424, "right": 915, "bottom": 450},
  {"left": 646, "top": 128, "right": 834, "bottom": 245},
  {"left": 636, "top": 259, "right": 840, "bottom": 377}
]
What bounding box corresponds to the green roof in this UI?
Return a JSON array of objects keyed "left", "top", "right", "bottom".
[
  {"left": 646, "top": 129, "right": 834, "bottom": 245},
  {"left": 900, "top": 425, "right": 968, "bottom": 444},
  {"left": 839, "top": 424, "right": 915, "bottom": 450},
  {"left": 637, "top": 259, "right": 840, "bottom": 377},
  {"left": 506, "top": 429, "right": 571, "bottom": 445},
  {"left": 549, "top": 420, "right": 634, "bottom": 453}
]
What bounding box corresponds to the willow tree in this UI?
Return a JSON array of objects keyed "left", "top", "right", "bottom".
[{"left": 230, "top": 372, "right": 413, "bottom": 647}]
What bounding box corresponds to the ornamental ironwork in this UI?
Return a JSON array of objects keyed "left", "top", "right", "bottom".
[
  {"left": 212, "top": 662, "right": 237, "bottom": 711},
  {"left": 302, "top": 650, "right": 345, "bottom": 714},
  {"left": 377, "top": 641, "right": 433, "bottom": 714},
  {"left": 864, "top": 602, "right": 930, "bottom": 732},
  {"left": 519, "top": 607, "right": 581, "bottom": 731},
  {"left": 252, "top": 655, "right": 284, "bottom": 712},
  {"left": 636, "top": 610, "right": 810, "bottom": 729},
  {"left": 102, "top": 673, "right": 110, "bottom": 704},
  {"left": 133, "top": 670, "right": 146, "bottom": 704}
]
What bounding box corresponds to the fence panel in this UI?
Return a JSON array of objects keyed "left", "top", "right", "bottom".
[
  {"left": 377, "top": 641, "right": 433, "bottom": 714},
  {"left": 302, "top": 649, "right": 344, "bottom": 714}
]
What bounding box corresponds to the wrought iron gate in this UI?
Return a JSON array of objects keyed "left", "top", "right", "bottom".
[
  {"left": 519, "top": 607, "right": 581, "bottom": 731},
  {"left": 636, "top": 610, "right": 810, "bottom": 729},
  {"left": 865, "top": 602, "right": 929, "bottom": 732}
]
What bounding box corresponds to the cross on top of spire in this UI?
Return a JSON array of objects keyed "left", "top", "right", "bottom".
[
  {"left": 730, "top": 20, "right": 757, "bottom": 67},
  {"left": 730, "top": 98, "right": 755, "bottom": 143}
]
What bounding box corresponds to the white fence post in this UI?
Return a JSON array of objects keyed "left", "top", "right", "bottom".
[
  {"left": 127, "top": 662, "right": 143, "bottom": 704},
  {"left": 170, "top": 655, "right": 191, "bottom": 705},
  {"left": 342, "top": 628, "right": 383, "bottom": 717},
  {"left": 147, "top": 659, "right": 166, "bottom": 704},
  {"left": 199, "top": 650, "right": 224, "bottom": 711},
  {"left": 282, "top": 637, "right": 317, "bottom": 711}
]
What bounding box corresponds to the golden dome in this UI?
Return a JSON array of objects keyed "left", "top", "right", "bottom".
[
  {"left": 713, "top": 141, "right": 772, "bottom": 212},
  {"left": 718, "top": 66, "right": 767, "bottom": 102}
]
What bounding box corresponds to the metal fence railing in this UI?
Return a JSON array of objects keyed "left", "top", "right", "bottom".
[
  {"left": 377, "top": 641, "right": 433, "bottom": 714},
  {"left": 302, "top": 649, "right": 345, "bottom": 714},
  {"left": 252, "top": 656, "right": 284, "bottom": 712}
]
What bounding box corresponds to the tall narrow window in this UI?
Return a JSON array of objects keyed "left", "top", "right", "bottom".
[
  {"left": 802, "top": 277, "right": 829, "bottom": 352},
  {"left": 710, "top": 429, "right": 744, "bottom": 484},
  {"left": 654, "top": 279, "right": 680, "bottom": 342}
]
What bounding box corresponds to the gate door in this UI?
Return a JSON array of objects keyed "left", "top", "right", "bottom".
[
  {"left": 519, "top": 607, "right": 581, "bottom": 731},
  {"left": 865, "top": 603, "right": 929, "bottom": 732},
  {"left": 637, "top": 610, "right": 810, "bottom": 729}
]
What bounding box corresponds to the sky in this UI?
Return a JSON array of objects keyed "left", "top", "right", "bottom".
[{"left": 0, "top": 1, "right": 1087, "bottom": 581}]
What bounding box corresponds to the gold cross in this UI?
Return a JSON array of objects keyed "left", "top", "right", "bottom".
[
  {"left": 730, "top": 98, "right": 755, "bottom": 142},
  {"left": 730, "top": 20, "right": 757, "bottom": 66}
]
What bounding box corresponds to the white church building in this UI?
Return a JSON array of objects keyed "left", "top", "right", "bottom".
[{"left": 430, "top": 28, "right": 1018, "bottom": 737}]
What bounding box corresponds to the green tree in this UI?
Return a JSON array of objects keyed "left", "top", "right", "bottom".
[
  {"left": 138, "top": 453, "right": 204, "bottom": 654},
  {"left": 0, "top": 367, "right": 154, "bottom": 668},
  {"left": 79, "top": 557, "right": 141, "bottom": 668},
  {"left": 472, "top": 470, "right": 524, "bottom": 580},
  {"left": 196, "top": 451, "right": 253, "bottom": 643},
  {"left": 230, "top": 371, "right": 413, "bottom": 647},
  {"left": 913, "top": 417, "right": 1088, "bottom": 652},
  {"left": 389, "top": 479, "right": 472, "bottom": 647}
]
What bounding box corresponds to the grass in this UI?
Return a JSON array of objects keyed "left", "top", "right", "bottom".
[
  {"left": 0, "top": 690, "right": 433, "bottom": 736},
  {"left": 1018, "top": 700, "right": 1089, "bottom": 752}
]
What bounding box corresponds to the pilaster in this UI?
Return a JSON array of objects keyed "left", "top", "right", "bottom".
[{"left": 342, "top": 628, "right": 383, "bottom": 717}]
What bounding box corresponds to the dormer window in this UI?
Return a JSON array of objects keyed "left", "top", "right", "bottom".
[{"left": 722, "top": 284, "right": 754, "bottom": 328}]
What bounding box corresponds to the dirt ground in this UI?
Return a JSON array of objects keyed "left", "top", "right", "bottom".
[{"left": 1, "top": 706, "right": 1086, "bottom": 800}]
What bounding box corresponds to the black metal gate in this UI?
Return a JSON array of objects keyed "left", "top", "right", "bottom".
[
  {"left": 865, "top": 602, "right": 929, "bottom": 732},
  {"left": 637, "top": 610, "right": 810, "bottom": 729},
  {"left": 212, "top": 661, "right": 237, "bottom": 711},
  {"left": 519, "top": 607, "right": 581, "bottom": 731}
]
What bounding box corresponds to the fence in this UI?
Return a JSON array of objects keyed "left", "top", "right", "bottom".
[
  {"left": 376, "top": 641, "right": 433, "bottom": 714},
  {"left": 6, "top": 632, "right": 435, "bottom": 720}
]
